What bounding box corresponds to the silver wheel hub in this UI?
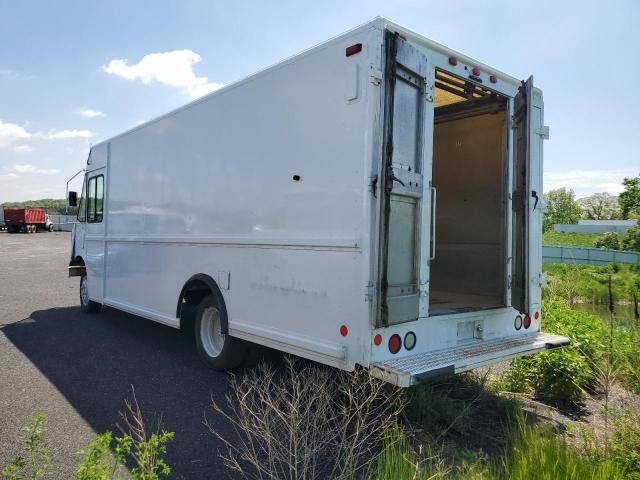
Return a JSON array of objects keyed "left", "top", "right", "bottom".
[
  {"left": 201, "top": 306, "right": 224, "bottom": 358},
  {"left": 80, "top": 276, "right": 89, "bottom": 306}
]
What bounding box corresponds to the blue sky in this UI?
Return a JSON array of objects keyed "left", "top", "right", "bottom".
[{"left": 1, "top": 0, "right": 638, "bottom": 202}]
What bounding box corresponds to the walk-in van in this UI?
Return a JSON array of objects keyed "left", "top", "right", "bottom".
[{"left": 68, "top": 17, "right": 569, "bottom": 386}]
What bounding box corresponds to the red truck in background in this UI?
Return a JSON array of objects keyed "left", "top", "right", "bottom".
[{"left": 3, "top": 208, "right": 54, "bottom": 233}]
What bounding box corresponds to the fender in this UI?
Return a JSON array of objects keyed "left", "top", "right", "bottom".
[{"left": 176, "top": 274, "right": 229, "bottom": 334}]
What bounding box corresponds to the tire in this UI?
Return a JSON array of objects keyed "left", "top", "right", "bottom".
[
  {"left": 80, "top": 273, "right": 102, "bottom": 314},
  {"left": 48, "top": 224, "right": 54, "bottom": 232},
  {"left": 194, "top": 294, "right": 246, "bottom": 370}
]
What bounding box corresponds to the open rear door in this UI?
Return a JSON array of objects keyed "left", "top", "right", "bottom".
[
  {"left": 511, "top": 76, "right": 533, "bottom": 315},
  {"left": 378, "top": 32, "right": 431, "bottom": 327}
]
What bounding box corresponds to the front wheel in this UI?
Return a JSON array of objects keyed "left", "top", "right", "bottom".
[
  {"left": 48, "top": 224, "right": 54, "bottom": 232},
  {"left": 80, "top": 273, "right": 102, "bottom": 314},
  {"left": 194, "top": 294, "right": 245, "bottom": 370}
]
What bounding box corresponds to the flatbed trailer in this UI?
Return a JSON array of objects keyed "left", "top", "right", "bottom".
[{"left": 68, "top": 17, "right": 568, "bottom": 386}]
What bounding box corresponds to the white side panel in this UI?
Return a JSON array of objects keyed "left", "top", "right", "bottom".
[{"left": 99, "top": 27, "right": 380, "bottom": 368}]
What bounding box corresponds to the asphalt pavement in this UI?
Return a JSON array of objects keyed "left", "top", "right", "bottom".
[{"left": 0, "top": 231, "right": 237, "bottom": 479}]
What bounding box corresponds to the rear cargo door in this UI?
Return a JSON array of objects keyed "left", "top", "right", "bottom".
[
  {"left": 378, "top": 32, "right": 432, "bottom": 327},
  {"left": 512, "top": 76, "right": 539, "bottom": 314}
]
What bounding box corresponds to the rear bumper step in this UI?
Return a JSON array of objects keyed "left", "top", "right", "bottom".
[{"left": 370, "top": 332, "right": 570, "bottom": 387}]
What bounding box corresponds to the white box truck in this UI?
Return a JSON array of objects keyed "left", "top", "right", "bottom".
[{"left": 68, "top": 17, "right": 568, "bottom": 386}]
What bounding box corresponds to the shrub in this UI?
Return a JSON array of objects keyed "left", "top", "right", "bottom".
[
  {"left": 2, "top": 391, "right": 173, "bottom": 480},
  {"left": 505, "top": 349, "right": 591, "bottom": 403},
  {"left": 622, "top": 226, "right": 640, "bottom": 252},
  {"left": 207, "top": 357, "right": 405, "bottom": 480},
  {"left": 595, "top": 231, "right": 621, "bottom": 250},
  {"left": 503, "top": 300, "right": 640, "bottom": 401},
  {"left": 1, "top": 414, "right": 49, "bottom": 480}
]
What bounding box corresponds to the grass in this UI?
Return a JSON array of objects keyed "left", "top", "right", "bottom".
[
  {"left": 543, "top": 231, "right": 602, "bottom": 248},
  {"left": 367, "top": 415, "right": 627, "bottom": 480},
  {"left": 543, "top": 263, "right": 640, "bottom": 304}
]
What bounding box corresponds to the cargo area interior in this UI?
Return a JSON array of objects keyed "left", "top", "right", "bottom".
[{"left": 429, "top": 70, "right": 508, "bottom": 316}]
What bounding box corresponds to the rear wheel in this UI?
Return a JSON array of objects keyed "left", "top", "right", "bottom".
[
  {"left": 80, "top": 273, "right": 102, "bottom": 314},
  {"left": 194, "top": 294, "right": 245, "bottom": 370},
  {"left": 48, "top": 224, "right": 54, "bottom": 232}
]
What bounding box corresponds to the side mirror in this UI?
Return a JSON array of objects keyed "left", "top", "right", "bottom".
[{"left": 68, "top": 191, "right": 78, "bottom": 207}]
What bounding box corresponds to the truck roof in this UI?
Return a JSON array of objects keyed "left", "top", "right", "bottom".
[{"left": 92, "top": 17, "right": 525, "bottom": 151}]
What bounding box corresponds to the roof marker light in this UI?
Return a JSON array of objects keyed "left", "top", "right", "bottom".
[
  {"left": 345, "top": 43, "right": 362, "bottom": 57},
  {"left": 472, "top": 67, "right": 481, "bottom": 76},
  {"left": 448, "top": 56, "right": 457, "bottom": 66},
  {"left": 489, "top": 75, "right": 497, "bottom": 83}
]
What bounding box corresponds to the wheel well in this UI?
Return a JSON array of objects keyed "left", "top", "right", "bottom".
[
  {"left": 70, "top": 255, "right": 85, "bottom": 267},
  {"left": 176, "top": 274, "right": 228, "bottom": 333},
  {"left": 68, "top": 256, "right": 86, "bottom": 277}
]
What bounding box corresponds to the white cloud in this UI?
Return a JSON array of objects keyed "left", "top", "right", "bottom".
[
  {"left": 102, "top": 50, "right": 223, "bottom": 98},
  {"left": 0, "top": 120, "right": 93, "bottom": 151},
  {"left": 135, "top": 120, "right": 145, "bottom": 125},
  {"left": 544, "top": 168, "right": 638, "bottom": 198},
  {"left": 37, "top": 129, "right": 93, "bottom": 140},
  {"left": 78, "top": 108, "right": 106, "bottom": 118},
  {"left": 13, "top": 164, "right": 60, "bottom": 175},
  {"left": 0, "top": 120, "right": 30, "bottom": 147},
  {"left": 0, "top": 173, "right": 18, "bottom": 181},
  {"left": 11, "top": 144, "right": 33, "bottom": 153}
]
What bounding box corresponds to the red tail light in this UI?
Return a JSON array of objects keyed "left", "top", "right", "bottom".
[
  {"left": 523, "top": 315, "right": 531, "bottom": 329},
  {"left": 374, "top": 334, "right": 382, "bottom": 346},
  {"left": 388, "top": 334, "right": 402, "bottom": 354}
]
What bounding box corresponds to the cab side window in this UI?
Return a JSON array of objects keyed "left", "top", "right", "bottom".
[{"left": 87, "top": 175, "right": 104, "bottom": 223}]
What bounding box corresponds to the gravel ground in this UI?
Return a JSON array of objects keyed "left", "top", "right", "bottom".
[{"left": 0, "top": 231, "right": 235, "bottom": 479}]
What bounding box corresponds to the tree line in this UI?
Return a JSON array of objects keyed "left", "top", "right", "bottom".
[{"left": 543, "top": 174, "right": 640, "bottom": 232}]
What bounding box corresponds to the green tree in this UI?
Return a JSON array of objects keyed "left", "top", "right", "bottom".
[
  {"left": 594, "top": 231, "right": 621, "bottom": 250},
  {"left": 543, "top": 188, "right": 581, "bottom": 232},
  {"left": 619, "top": 175, "right": 640, "bottom": 219},
  {"left": 577, "top": 192, "right": 620, "bottom": 220},
  {"left": 621, "top": 226, "right": 640, "bottom": 252}
]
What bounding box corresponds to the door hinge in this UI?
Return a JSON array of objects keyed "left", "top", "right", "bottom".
[
  {"left": 425, "top": 84, "right": 434, "bottom": 103},
  {"left": 365, "top": 282, "right": 375, "bottom": 302},
  {"left": 536, "top": 126, "right": 550, "bottom": 139},
  {"left": 419, "top": 279, "right": 429, "bottom": 297},
  {"left": 537, "top": 273, "right": 548, "bottom": 288},
  {"left": 370, "top": 66, "right": 383, "bottom": 84}
]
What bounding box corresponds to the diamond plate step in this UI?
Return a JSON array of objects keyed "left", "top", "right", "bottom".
[{"left": 370, "top": 332, "right": 570, "bottom": 387}]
